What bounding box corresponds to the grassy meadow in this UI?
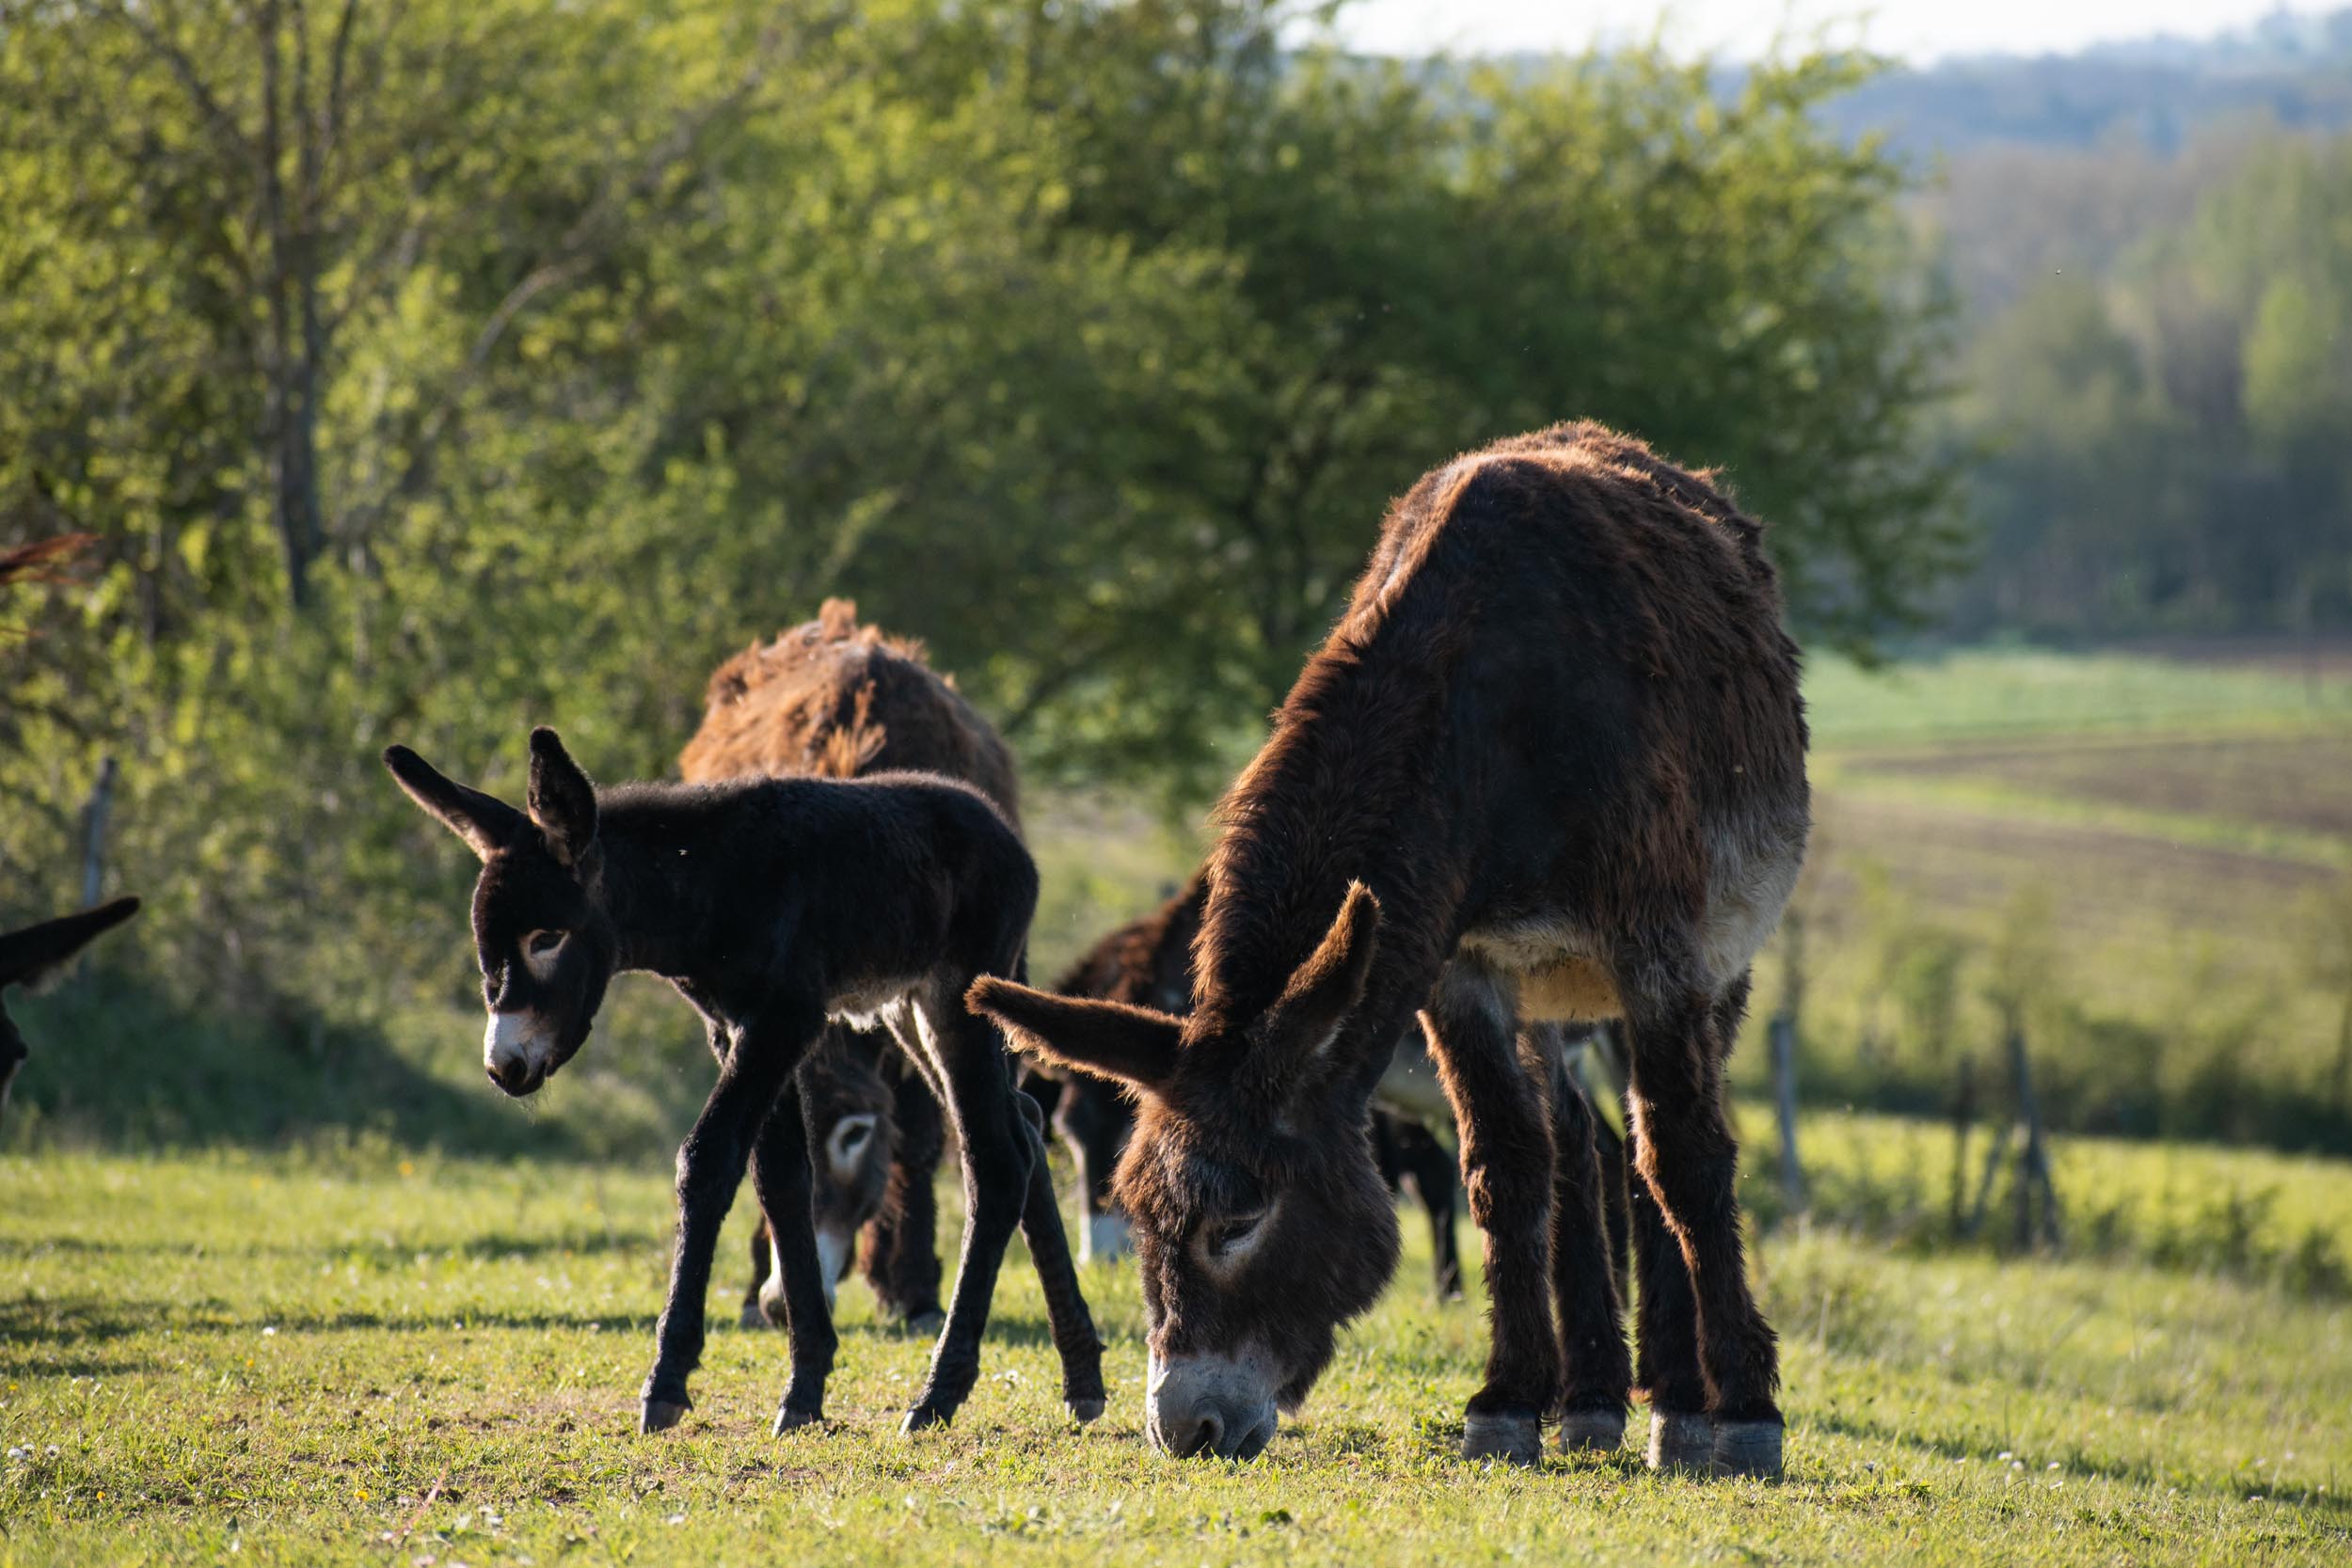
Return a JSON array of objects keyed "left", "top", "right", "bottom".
[
  {"left": 4, "top": 1130, "right": 2349, "bottom": 1567},
  {"left": 6, "top": 645, "right": 2352, "bottom": 1564}
]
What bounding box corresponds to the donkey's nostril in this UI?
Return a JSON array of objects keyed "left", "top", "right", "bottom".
[{"left": 1171, "top": 1409, "right": 1225, "bottom": 1459}]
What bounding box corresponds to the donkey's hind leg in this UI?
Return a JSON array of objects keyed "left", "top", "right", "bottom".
[
  {"left": 1541, "top": 1027, "right": 1630, "bottom": 1452},
  {"left": 1620, "top": 956, "right": 1782, "bottom": 1478},
  {"left": 896, "top": 988, "right": 1041, "bottom": 1431},
  {"left": 1013, "top": 1086, "right": 1109, "bottom": 1422},
  {"left": 748, "top": 1081, "right": 840, "bottom": 1433}
]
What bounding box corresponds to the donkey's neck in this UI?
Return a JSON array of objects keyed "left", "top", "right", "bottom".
[
  {"left": 1192, "top": 636, "right": 1460, "bottom": 1047},
  {"left": 588, "top": 797, "right": 764, "bottom": 981}
]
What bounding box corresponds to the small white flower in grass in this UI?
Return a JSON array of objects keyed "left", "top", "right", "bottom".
[
  {"left": 262, "top": 1326, "right": 277, "bottom": 1337},
  {"left": 2047, "top": 1462, "right": 2061, "bottom": 1471},
  {"left": 1996, "top": 1451, "right": 2013, "bottom": 1462},
  {"left": 665, "top": 1513, "right": 686, "bottom": 1527},
  {"left": 45, "top": 1446, "right": 58, "bottom": 1458}
]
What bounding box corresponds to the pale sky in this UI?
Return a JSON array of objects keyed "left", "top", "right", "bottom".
[{"left": 1335, "top": 1, "right": 2340, "bottom": 63}]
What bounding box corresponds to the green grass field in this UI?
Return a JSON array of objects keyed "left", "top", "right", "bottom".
[{"left": 4, "top": 1131, "right": 2349, "bottom": 1567}]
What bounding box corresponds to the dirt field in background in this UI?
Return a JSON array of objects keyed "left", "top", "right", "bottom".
[{"left": 1842, "top": 733, "right": 2352, "bottom": 839}]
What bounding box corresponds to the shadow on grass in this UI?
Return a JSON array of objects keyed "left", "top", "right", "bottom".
[
  {"left": 5, "top": 967, "right": 684, "bottom": 1160},
  {"left": 1806, "top": 1408, "right": 2352, "bottom": 1522}
]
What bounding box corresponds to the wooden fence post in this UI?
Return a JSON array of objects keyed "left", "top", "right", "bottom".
[
  {"left": 1949, "top": 1053, "right": 1976, "bottom": 1239},
  {"left": 2008, "top": 1022, "right": 2062, "bottom": 1249},
  {"left": 1770, "top": 1013, "right": 1806, "bottom": 1213},
  {"left": 1771, "top": 909, "right": 1807, "bottom": 1214},
  {"left": 80, "top": 755, "right": 118, "bottom": 908}
]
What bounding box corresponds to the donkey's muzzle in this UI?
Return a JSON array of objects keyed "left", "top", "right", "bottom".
[
  {"left": 487, "top": 1058, "right": 546, "bottom": 1097},
  {"left": 1153, "top": 1402, "right": 1275, "bottom": 1461},
  {"left": 1146, "top": 1350, "right": 1279, "bottom": 1461}
]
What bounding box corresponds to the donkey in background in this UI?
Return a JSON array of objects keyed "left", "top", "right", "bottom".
[
  {"left": 385, "top": 726, "right": 1104, "bottom": 1436},
  {"left": 1, "top": 899, "right": 142, "bottom": 1127},
  {"left": 679, "top": 600, "right": 1025, "bottom": 1332},
  {"left": 0, "top": 536, "right": 143, "bottom": 1132},
  {"left": 974, "top": 422, "right": 1808, "bottom": 1477}
]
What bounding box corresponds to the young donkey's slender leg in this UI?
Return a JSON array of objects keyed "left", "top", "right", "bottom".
[
  {"left": 641, "top": 1002, "right": 822, "bottom": 1433},
  {"left": 748, "top": 1083, "right": 840, "bottom": 1433},
  {"left": 897, "top": 986, "right": 1043, "bottom": 1431},
  {"left": 1542, "top": 1031, "right": 1631, "bottom": 1451},
  {"left": 1621, "top": 959, "right": 1782, "bottom": 1478},
  {"left": 1421, "top": 961, "right": 1558, "bottom": 1465},
  {"left": 1012, "top": 1087, "right": 1109, "bottom": 1420}
]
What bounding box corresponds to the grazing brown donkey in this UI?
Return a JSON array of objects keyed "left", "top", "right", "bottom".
[
  {"left": 973, "top": 423, "right": 1809, "bottom": 1475},
  {"left": 386, "top": 727, "right": 1102, "bottom": 1437}
]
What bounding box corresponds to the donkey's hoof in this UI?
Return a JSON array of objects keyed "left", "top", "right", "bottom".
[
  {"left": 1711, "top": 1418, "right": 1785, "bottom": 1480},
  {"left": 1460, "top": 1410, "right": 1543, "bottom": 1465},
  {"left": 739, "top": 1301, "right": 773, "bottom": 1330},
  {"left": 905, "top": 1309, "right": 946, "bottom": 1338},
  {"left": 900, "top": 1402, "right": 955, "bottom": 1434},
  {"left": 1645, "top": 1408, "right": 1714, "bottom": 1472},
  {"left": 1067, "top": 1396, "right": 1106, "bottom": 1425},
  {"left": 639, "top": 1399, "right": 691, "bottom": 1435},
  {"left": 771, "top": 1404, "right": 823, "bottom": 1437},
  {"left": 756, "top": 1287, "right": 789, "bottom": 1325},
  {"left": 1557, "top": 1408, "right": 1628, "bottom": 1454}
]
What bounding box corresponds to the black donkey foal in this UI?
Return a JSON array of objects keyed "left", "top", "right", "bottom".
[{"left": 384, "top": 727, "right": 1103, "bottom": 1435}]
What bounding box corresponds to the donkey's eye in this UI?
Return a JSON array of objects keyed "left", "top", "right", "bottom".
[
  {"left": 526, "top": 929, "right": 566, "bottom": 957},
  {"left": 1207, "top": 1211, "right": 1266, "bottom": 1255}
]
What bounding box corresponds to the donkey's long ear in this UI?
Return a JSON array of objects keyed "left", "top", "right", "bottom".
[
  {"left": 1256, "top": 881, "right": 1382, "bottom": 1085},
  {"left": 966, "top": 977, "right": 1183, "bottom": 1093},
  {"left": 0, "top": 896, "right": 140, "bottom": 991},
  {"left": 384, "top": 746, "right": 526, "bottom": 862},
  {"left": 527, "top": 727, "right": 598, "bottom": 868}
]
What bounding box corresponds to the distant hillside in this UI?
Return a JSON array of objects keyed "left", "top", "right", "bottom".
[{"left": 1822, "top": 8, "right": 2352, "bottom": 159}]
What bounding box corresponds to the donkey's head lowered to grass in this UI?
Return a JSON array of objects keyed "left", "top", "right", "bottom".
[
  {"left": 970, "top": 879, "right": 1403, "bottom": 1459},
  {"left": 384, "top": 728, "right": 614, "bottom": 1097}
]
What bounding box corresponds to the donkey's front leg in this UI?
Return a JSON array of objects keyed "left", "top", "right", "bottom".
[
  {"left": 899, "top": 994, "right": 1039, "bottom": 1432},
  {"left": 1420, "top": 965, "right": 1559, "bottom": 1465},
  {"left": 641, "top": 1005, "right": 816, "bottom": 1433}
]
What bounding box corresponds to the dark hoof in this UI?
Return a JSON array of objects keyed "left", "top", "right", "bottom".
[
  {"left": 905, "top": 1309, "right": 946, "bottom": 1338},
  {"left": 1558, "top": 1408, "right": 1627, "bottom": 1454},
  {"left": 1645, "top": 1408, "right": 1714, "bottom": 1472},
  {"left": 900, "top": 1402, "right": 954, "bottom": 1434},
  {"left": 640, "top": 1399, "right": 691, "bottom": 1434},
  {"left": 1066, "top": 1397, "right": 1106, "bottom": 1425},
  {"left": 1712, "top": 1418, "right": 1784, "bottom": 1479},
  {"left": 739, "top": 1301, "right": 773, "bottom": 1330},
  {"left": 1460, "top": 1410, "right": 1542, "bottom": 1465},
  {"left": 772, "top": 1405, "right": 823, "bottom": 1437}
]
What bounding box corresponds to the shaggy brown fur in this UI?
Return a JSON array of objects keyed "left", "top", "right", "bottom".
[
  {"left": 683, "top": 600, "right": 1020, "bottom": 825},
  {"left": 973, "top": 423, "right": 1808, "bottom": 1473}
]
